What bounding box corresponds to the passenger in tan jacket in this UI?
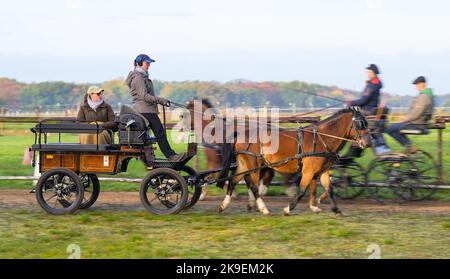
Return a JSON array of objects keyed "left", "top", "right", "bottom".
[{"left": 385, "top": 76, "right": 434, "bottom": 152}]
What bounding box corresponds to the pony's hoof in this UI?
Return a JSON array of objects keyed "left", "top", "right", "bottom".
[
  {"left": 283, "top": 206, "right": 290, "bottom": 216},
  {"left": 218, "top": 206, "right": 224, "bottom": 213},
  {"left": 310, "top": 206, "right": 322, "bottom": 213},
  {"left": 263, "top": 210, "right": 272, "bottom": 216},
  {"left": 335, "top": 212, "right": 344, "bottom": 217},
  {"left": 199, "top": 194, "right": 206, "bottom": 201}
]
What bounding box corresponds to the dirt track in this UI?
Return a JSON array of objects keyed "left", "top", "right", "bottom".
[{"left": 1, "top": 189, "right": 449, "bottom": 216}]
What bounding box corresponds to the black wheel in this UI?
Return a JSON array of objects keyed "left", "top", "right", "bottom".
[
  {"left": 35, "top": 168, "right": 84, "bottom": 215},
  {"left": 330, "top": 162, "right": 366, "bottom": 199},
  {"left": 404, "top": 150, "right": 438, "bottom": 201},
  {"left": 59, "top": 174, "right": 100, "bottom": 209},
  {"left": 366, "top": 155, "right": 414, "bottom": 204},
  {"left": 140, "top": 168, "right": 188, "bottom": 215},
  {"left": 166, "top": 166, "right": 201, "bottom": 209}
]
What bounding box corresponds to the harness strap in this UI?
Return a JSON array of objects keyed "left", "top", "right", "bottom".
[
  {"left": 235, "top": 150, "right": 263, "bottom": 158},
  {"left": 297, "top": 127, "right": 303, "bottom": 172},
  {"left": 303, "top": 129, "right": 358, "bottom": 144}
]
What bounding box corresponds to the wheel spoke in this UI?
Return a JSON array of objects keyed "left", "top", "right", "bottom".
[{"left": 45, "top": 193, "right": 58, "bottom": 202}]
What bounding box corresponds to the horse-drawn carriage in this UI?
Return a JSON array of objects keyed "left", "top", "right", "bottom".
[
  {"left": 31, "top": 105, "right": 201, "bottom": 215},
  {"left": 330, "top": 109, "right": 447, "bottom": 204}
]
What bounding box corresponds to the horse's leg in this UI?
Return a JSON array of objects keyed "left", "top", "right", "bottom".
[
  {"left": 218, "top": 179, "right": 237, "bottom": 212},
  {"left": 283, "top": 171, "right": 313, "bottom": 216},
  {"left": 200, "top": 158, "right": 215, "bottom": 201},
  {"left": 199, "top": 185, "right": 208, "bottom": 201},
  {"left": 258, "top": 168, "right": 274, "bottom": 196},
  {"left": 317, "top": 191, "right": 329, "bottom": 206},
  {"left": 320, "top": 172, "right": 342, "bottom": 216},
  {"left": 248, "top": 171, "right": 271, "bottom": 215},
  {"left": 219, "top": 155, "right": 246, "bottom": 213},
  {"left": 284, "top": 173, "right": 297, "bottom": 198},
  {"left": 243, "top": 175, "right": 256, "bottom": 211},
  {"left": 308, "top": 179, "right": 322, "bottom": 213}
]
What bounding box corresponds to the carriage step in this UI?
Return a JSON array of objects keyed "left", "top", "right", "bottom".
[{"left": 150, "top": 155, "right": 194, "bottom": 169}]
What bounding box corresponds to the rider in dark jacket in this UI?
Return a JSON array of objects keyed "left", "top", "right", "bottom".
[
  {"left": 347, "top": 64, "right": 382, "bottom": 115},
  {"left": 343, "top": 64, "right": 388, "bottom": 160}
]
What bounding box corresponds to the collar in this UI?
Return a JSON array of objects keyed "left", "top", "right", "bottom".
[{"left": 369, "top": 77, "right": 381, "bottom": 85}]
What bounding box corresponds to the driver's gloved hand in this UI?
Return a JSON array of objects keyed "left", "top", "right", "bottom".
[{"left": 157, "top": 97, "right": 170, "bottom": 107}]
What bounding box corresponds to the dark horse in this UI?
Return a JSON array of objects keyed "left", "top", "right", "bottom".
[
  {"left": 185, "top": 99, "right": 275, "bottom": 209},
  {"left": 218, "top": 107, "right": 372, "bottom": 216}
]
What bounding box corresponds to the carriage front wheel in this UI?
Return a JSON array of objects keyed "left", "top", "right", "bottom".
[
  {"left": 330, "top": 162, "right": 366, "bottom": 200},
  {"left": 140, "top": 168, "right": 188, "bottom": 215},
  {"left": 35, "top": 168, "right": 84, "bottom": 215}
]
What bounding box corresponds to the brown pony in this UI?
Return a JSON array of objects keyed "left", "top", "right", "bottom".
[
  {"left": 185, "top": 99, "right": 275, "bottom": 210},
  {"left": 217, "top": 107, "right": 372, "bottom": 216}
]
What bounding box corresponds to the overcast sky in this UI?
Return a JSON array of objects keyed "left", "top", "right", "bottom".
[{"left": 0, "top": 0, "right": 449, "bottom": 95}]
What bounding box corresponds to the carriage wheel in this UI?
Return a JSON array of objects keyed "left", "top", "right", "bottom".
[
  {"left": 35, "top": 168, "right": 84, "bottom": 215},
  {"left": 330, "top": 162, "right": 366, "bottom": 199},
  {"left": 403, "top": 150, "right": 438, "bottom": 201},
  {"left": 366, "top": 155, "right": 415, "bottom": 204},
  {"left": 140, "top": 168, "right": 188, "bottom": 215},
  {"left": 160, "top": 166, "right": 201, "bottom": 209},
  {"left": 59, "top": 174, "right": 100, "bottom": 210}
]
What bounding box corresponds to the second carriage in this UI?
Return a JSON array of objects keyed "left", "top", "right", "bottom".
[{"left": 329, "top": 110, "right": 447, "bottom": 203}]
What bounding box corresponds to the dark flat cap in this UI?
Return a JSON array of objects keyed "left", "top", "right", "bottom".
[
  {"left": 366, "top": 64, "right": 380, "bottom": 75},
  {"left": 413, "top": 76, "right": 427, "bottom": 84}
]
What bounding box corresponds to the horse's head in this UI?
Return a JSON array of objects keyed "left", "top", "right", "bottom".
[
  {"left": 185, "top": 98, "right": 218, "bottom": 130},
  {"left": 347, "top": 107, "right": 372, "bottom": 148}
]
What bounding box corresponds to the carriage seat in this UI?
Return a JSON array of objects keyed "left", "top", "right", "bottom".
[
  {"left": 31, "top": 143, "right": 113, "bottom": 152},
  {"left": 399, "top": 114, "right": 434, "bottom": 135},
  {"left": 399, "top": 124, "right": 430, "bottom": 135},
  {"left": 118, "top": 105, "right": 153, "bottom": 146}
]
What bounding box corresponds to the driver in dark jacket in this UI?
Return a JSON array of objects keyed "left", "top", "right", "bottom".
[
  {"left": 347, "top": 64, "right": 382, "bottom": 115},
  {"left": 343, "top": 64, "right": 388, "bottom": 160}
]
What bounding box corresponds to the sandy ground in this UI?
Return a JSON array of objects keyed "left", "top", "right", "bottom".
[{"left": 0, "top": 189, "right": 449, "bottom": 216}]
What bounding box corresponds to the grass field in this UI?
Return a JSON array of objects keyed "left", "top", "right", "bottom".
[{"left": 0, "top": 123, "right": 449, "bottom": 258}]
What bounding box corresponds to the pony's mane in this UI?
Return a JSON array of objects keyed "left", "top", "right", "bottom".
[{"left": 187, "top": 98, "right": 215, "bottom": 109}]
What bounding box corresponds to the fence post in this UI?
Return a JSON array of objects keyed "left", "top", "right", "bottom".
[
  {"left": 438, "top": 128, "right": 443, "bottom": 183},
  {"left": 0, "top": 106, "right": 4, "bottom": 136}
]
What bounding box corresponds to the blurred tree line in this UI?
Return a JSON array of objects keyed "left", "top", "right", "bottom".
[{"left": 1, "top": 77, "right": 449, "bottom": 111}]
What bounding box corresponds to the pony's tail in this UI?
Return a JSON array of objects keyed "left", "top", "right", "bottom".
[{"left": 217, "top": 140, "right": 236, "bottom": 189}]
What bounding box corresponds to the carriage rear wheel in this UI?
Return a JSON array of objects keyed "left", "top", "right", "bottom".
[
  {"left": 35, "top": 168, "right": 84, "bottom": 215},
  {"left": 330, "top": 162, "right": 366, "bottom": 200},
  {"left": 59, "top": 174, "right": 100, "bottom": 210},
  {"left": 402, "top": 150, "right": 438, "bottom": 201},
  {"left": 366, "top": 150, "right": 438, "bottom": 204},
  {"left": 140, "top": 168, "right": 188, "bottom": 215}
]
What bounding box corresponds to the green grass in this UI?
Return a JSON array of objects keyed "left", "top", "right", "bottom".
[
  {"left": 0, "top": 209, "right": 449, "bottom": 259},
  {"left": 1, "top": 124, "right": 450, "bottom": 259}
]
